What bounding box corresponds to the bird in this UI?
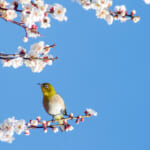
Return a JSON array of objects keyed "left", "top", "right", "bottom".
[{"left": 39, "top": 83, "right": 67, "bottom": 131}]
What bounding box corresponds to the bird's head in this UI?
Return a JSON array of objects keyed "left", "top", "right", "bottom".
[{"left": 39, "top": 83, "right": 56, "bottom": 97}]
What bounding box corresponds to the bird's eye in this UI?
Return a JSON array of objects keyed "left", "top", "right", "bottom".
[{"left": 44, "top": 85, "right": 49, "bottom": 89}]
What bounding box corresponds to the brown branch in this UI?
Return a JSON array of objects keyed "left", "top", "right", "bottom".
[
  {"left": 0, "top": 6, "right": 22, "bottom": 12},
  {"left": 109, "top": 10, "right": 140, "bottom": 21},
  {"left": 26, "top": 114, "right": 92, "bottom": 131},
  {"left": 0, "top": 43, "right": 56, "bottom": 59},
  {"left": 0, "top": 15, "right": 40, "bottom": 38},
  {"left": 28, "top": 124, "right": 62, "bottom": 130},
  {"left": 0, "top": 56, "right": 58, "bottom": 61},
  {"left": 44, "top": 43, "right": 56, "bottom": 49}
]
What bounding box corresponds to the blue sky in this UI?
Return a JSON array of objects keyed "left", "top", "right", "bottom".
[{"left": 0, "top": 0, "right": 149, "bottom": 149}]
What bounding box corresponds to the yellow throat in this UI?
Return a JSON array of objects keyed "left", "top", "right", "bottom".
[{"left": 40, "top": 83, "right": 56, "bottom": 97}]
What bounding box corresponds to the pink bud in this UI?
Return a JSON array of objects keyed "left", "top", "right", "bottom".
[
  {"left": 114, "top": 15, "right": 118, "bottom": 20},
  {"left": 36, "top": 116, "right": 41, "bottom": 122},
  {"left": 85, "top": 110, "right": 88, "bottom": 115},
  {"left": 52, "top": 127, "right": 58, "bottom": 133},
  {"left": 19, "top": 50, "right": 26, "bottom": 56},
  {"left": 68, "top": 125, "right": 74, "bottom": 131},
  {"left": 80, "top": 118, "right": 84, "bottom": 122},
  {"left": 43, "top": 128, "right": 47, "bottom": 133},
  {"left": 76, "top": 119, "right": 79, "bottom": 124},
  {"left": 26, "top": 123, "right": 31, "bottom": 127},
  {"left": 131, "top": 10, "right": 136, "bottom": 16},
  {"left": 65, "top": 124, "right": 71, "bottom": 132},
  {"left": 69, "top": 113, "right": 73, "bottom": 118},
  {"left": 23, "top": 37, "right": 28, "bottom": 43},
  {"left": 43, "top": 56, "right": 49, "bottom": 63},
  {"left": 50, "top": 7, "right": 54, "bottom": 13},
  {"left": 55, "top": 56, "right": 58, "bottom": 60},
  {"left": 30, "top": 120, "right": 38, "bottom": 126},
  {"left": 31, "top": 24, "right": 37, "bottom": 30},
  {"left": 63, "top": 119, "right": 68, "bottom": 125},
  {"left": 44, "top": 13, "right": 47, "bottom": 17},
  {"left": 42, "top": 120, "right": 47, "bottom": 128},
  {"left": 24, "top": 129, "right": 30, "bottom": 135},
  {"left": 65, "top": 125, "right": 69, "bottom": 131},
  {"left": 78, "top": 115, "right": 81, "bottom": 119},
  {"left": 47, "top": 122, "right": 51, "bottom": 126}
]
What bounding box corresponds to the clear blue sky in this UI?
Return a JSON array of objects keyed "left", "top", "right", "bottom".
[{"left": 0, "top": 0, "right": 149, "bottom": 149}]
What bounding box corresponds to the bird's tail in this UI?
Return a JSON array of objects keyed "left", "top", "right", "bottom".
[{"left": 55, "top": 115, "right": 65, "bottom": 132}]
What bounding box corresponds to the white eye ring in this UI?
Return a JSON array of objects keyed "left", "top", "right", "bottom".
[{"left": 44, "top": 85, "right": 49, "bottom": 89}]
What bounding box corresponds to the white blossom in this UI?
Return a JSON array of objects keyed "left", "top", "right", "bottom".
[
  {"left": 96, "top": 8, "right": 109, "bottom": 19},
  {"left": 1, "top": 41, "right": 54, "bottom": 73},
  {"left": 14, "top": 120, "right": 26, "bottom": 135},
  {"left": 18, "top": 0, "right": 31, "bottom": 5},
  {"left": 0, "top": 117, "right": 26, "bottom": 143},
  {"left": 30, "top": 120, "right": 38, "bottom": 126},
  {"left": 26, "top": 29, "right": 40, "bottom": 38},
  {"left": 2, "top": 57, "right": 23, "bottom": 69},
  {"left": 52, "top": 127, "right": 59, "bottom": 133},
  {"left": 144, "top": 0, "right": 150, "bottom": 4},
  {"left": 34, "top": 0, "right": 44, "bottom": 6},
  {"left": 30, "top": 7, "right": 45, "bottom": 22},
  {"left": 40, "top": 16, "right": 51, "bottom": 28},
  {"left": 11, "top": 57, "right": 23, "bottom": 68},
  {"left": 23, "top": 37, "right": 28, "bottom": 42},
  {"left": 29, "top": 41, "right": 44, "bottom": 56},
  {"left": 18, "top": 46, "right": 26, "bottom": 55},
  {"left": 86, "top": 108, "right": 98, "bottom": 116},
  {"left": 0, "top": 0, "right": 9, "bottom": 8},
  {"left": 2, "top": 59, "right": 13, "bottom": 67},
  {"left": 132, "top": 16, "right": 140, "bottom": 23},
  {"left": 2, "top": 9, "right": 17, "bottom": 20},
  {"left": 0, "top": 117, "right": 15, "bottom": 136},
  {"left": 114, "top": 5, "right": 126, "bottom": 16},
  {"left": 67, "top": 125, "right": 74, "bottom": 131},
  {"left": 0, "top": 133, "right": 15, "bottom": 143},
  {"left": 50, "top": 4, "right": 68, "bottom": 21},
  {"left": 105, "top": 14, "right": 113, "bottom": 25}
]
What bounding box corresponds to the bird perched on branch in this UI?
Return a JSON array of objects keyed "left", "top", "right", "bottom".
[{"left": 39, "top": 83, "right": 67, "bottom": 131}]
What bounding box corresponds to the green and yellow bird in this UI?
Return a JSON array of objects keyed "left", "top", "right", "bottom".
[{"left": 39, "top": 83, "right": 67, "bottom": 131}]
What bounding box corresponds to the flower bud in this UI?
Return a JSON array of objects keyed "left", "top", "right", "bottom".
[
  {"left": 23, "top": 37, "right": 28, "bottom": 43},
  {"left": 24, "top": 129, "right": 30, "bottom": 135},
  {"left": 30, "top": 120, "right": 38, "bottom": 127},
  {"left": 63, "top": 119, "right": 68, "bottom": 125},
  {"left": 43, "top": 128, "right": 47, "bottom": 133},
  {"left": 52, "top": 127, "right": 58, "bottom": 133},
  {"left": 131, "top": 10, "right": 136, "bottom": 16},
  {"left": 69, "top": 113, "right": 73, "bottom": 118},
  {"left": 36, "top": 116, "right": 41, "bottom": 122},
  {"left": 80, "top": 118, "right": 84, "bottom": 122},
  {"left": 84, "top": 110, "right": 88, "bottom": 115},
  {"left": 132, "top": 16, "right": 140, "bottom": 23},
  {"left": 42, "top": 120, "right": 47, "bottom": 128},
  {"left": 76, "top": 119, "right": 79, "bottom": 124}
]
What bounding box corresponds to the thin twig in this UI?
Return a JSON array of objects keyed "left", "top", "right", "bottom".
[{"left": 27, "top": 114, "right": 92, "bottom": 130}]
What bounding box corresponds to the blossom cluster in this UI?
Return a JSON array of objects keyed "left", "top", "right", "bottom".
[
  {"left": 77, "top": 0, "right": 140, "bottom": 24},
  {"left": 0, "top": 41, "right": 57, "bottom": 73},
  {"left": 0, "top": 0, "right": 67, "bottom": 40},
  {"left": 0, "top": 109, "right": 97, "bottom": 143},
  {"left": 0, "top": 117, "right": 26, "bottom": 143}
]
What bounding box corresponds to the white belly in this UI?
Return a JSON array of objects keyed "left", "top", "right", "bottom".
[{"left": 43, "top": 94, "right": 66, "bottom": 117}]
